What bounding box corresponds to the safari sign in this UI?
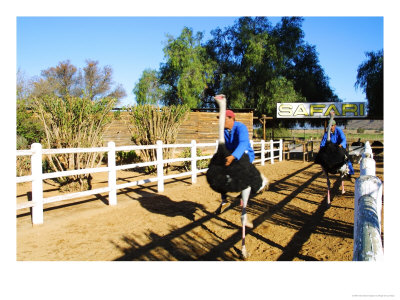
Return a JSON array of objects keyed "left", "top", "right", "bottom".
[{"left": 276, "top": 102, "right": 366, "bottom": 118}]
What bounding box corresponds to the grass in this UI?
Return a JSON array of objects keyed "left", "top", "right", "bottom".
[{"left": 269, "top": 131, "right": 383, "bottom": 142}]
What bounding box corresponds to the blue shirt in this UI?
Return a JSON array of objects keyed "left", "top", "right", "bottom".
[
  {"left": 224, "top": 121, "right": 255, "bottom": 162},
  {"left": 320, "top": 127, "right": 347, "bottom": 149}
]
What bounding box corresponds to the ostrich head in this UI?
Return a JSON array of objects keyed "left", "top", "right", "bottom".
[
  {"left": 214, "top": 94, "right": 227, "bottom": 144},
  {"left": 327, "top": 111, "right": 335, "bottom": 142}
]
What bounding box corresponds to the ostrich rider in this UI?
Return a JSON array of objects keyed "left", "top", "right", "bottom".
[
  {"left": 219, "top": 109, "right": 266, "bottom": 208},
  {"left": 320, "top": 120, "right": 355, "bottom": 176},
  {"left": 223, "top": 109, "right": 255, "bottom": 167}
]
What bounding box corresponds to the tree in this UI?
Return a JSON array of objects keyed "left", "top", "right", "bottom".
[
  {"left": 205, "top": 16, "right": 339, "bottom": 128},
  {"left": 159, "top": 27, "right": 217, "bottom": 108},
  {"left": 17, "top": 69, "right": 44, "bottom": 149},
  {"left": 206, "top": 17, "right": 310, "bottom": 115},
  {"left": 31, "top": 60, "right": 126, "bottom": 103},
  {"left": 83, "top": 59, "right": 127, "bottom": 101},
  {"left": 133, "top": 69, "right": 164, "bottom": 105},
  {"left": 355, "top": 50, "right": 383, "bottom": 118},
  {"left": 17, "top": 69, "right": 32, "bottom": 101},
  {"left": 34, "top": 60, "right": 82, "bottom": 99},
  {"left": 286, "top": 44, "right": 339, "bottom": 103}
]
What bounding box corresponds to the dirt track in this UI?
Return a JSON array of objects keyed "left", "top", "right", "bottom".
[{"left": 16, "top": 157, "right": 384, "bottom": 261}]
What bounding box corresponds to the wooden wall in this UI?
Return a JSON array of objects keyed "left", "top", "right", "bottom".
[
  {"left": 176, "top": 111, "right": 254, "bottom": 144},
  {"left": 103, "top": 113, "right": 132, "bottom": 146},
  {"left": 103, "top": 111, "right": 254, "bottom": 146}
]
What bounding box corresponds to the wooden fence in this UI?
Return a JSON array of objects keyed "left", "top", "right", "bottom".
[
  {"left": 17, "top": 139, "right": 283, "bottom": 225},
  {"left": 353, "top": 141, "right": 384, "bottom": 261}
]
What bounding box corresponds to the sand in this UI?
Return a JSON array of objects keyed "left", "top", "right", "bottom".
[{"left": 16, "top": 156, "right": 384, "bottom": 261}]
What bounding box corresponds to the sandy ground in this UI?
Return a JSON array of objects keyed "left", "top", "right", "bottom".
[{"left": 16, "top": 155, "right": 384, "bottom": 261}]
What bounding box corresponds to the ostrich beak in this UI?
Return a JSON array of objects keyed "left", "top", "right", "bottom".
[{"left": 214, "top": 94, "right": 225, "bottom": 101}]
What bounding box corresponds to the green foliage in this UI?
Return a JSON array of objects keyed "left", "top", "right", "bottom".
[
  {"left": 255, "top": 126, "right": 291, "bottom": 139},
  {"left": 357, "top": 128, "right": 365, "bottom": 134},
  {"left": 113, "top": 109, "right": 121, "bottom": 120},
  {"left": 257, "top": 77, "right": 305, "bottom": 115},
  {"left": 126, "top": 104, "right": 190, "bottom": 170},
  {"left": 179, "top": 148, "right": 210, "bottom": 171},
  {"left": 355, "top": 50, "right": 383, "bottom": 118},
  {"left": 133, "top": 69, "right": 164, "bottom": 105},
  {"left": 129, "top": 17, "right": 340, "bottom": 125},
  {"left": 16, "top": 99, "right": 45, "bottom": 148},
  {"left": 204, "top": 16, "right": 337, "bottom": 125},
  {"left": 159, "top": 27, "right": 217, "bottom": 108},
  {"left": 16, "top": 134, "right": 31, "bottom": 176},
  {"left": 32, "top": 95, "right": 116, "bottom": 190},
  {"left": 116, "top": 150, "right": 140, "bottom": 165}
]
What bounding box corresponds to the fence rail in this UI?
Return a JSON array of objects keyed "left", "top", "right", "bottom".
[{"left": 17, "top": 139, "right": 283, "bottom": 225}]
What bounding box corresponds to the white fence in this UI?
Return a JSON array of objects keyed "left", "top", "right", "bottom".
[
  {"left": 353, "top": 141, "right": 384, "bottom": 261},
  {"left": 17, "top": 139, "right": 283, "bottom": 225}
]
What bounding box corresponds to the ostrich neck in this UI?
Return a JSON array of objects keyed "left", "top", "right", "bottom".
[
  {"left": 327, "top": 114, "right": 334, "bottom": 142},
  {"left": 216, "top": 98, "right": 226, "bottom": 144}
]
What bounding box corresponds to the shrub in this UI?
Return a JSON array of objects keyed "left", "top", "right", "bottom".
[
  {"left": 32, "top": 95, "right": 116, "bottom": 190},
  {"left": 17, "top": 99, "right": 44, "bottom": 148},
  {"left": 125, "top": 104, "right": 189, "bottom": 172},
  {"left": 16, "top": 135, "right": 30, "bottom": 177},
  {"left": 179, "top": 147, "right": 210, "bottom": 171},
  {"left": 357, "top": 128, "right": 365, "bottom": 134},
  {"left": 116, "top": 150, "right": 140, "bottom": 165},
  {"left": 113, "top": 109, "right": 121, "bottom": 120}
]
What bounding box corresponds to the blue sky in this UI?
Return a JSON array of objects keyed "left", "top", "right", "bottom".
[{"left": 17, "top": 16, "right": 383, "bottom": 107}]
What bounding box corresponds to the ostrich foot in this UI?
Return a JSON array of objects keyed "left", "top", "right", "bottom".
[
  {"left": 221, "top": 201, "right": 230, "bottom": 211},
  {"left": 215, "top": 202, "right": 230, "bottom": 214},
  {"left": 326, "top": 190, "right": 331, "bottom": 206},
  {"left": 256, "top": 174, "right": 269, "bottom": 194},
  {"left": 245, "top": 218, "right": 253, "bottom": 228},
  {"left": 241, "top": 245, "right": 249, "bottom": 259},
  {"left": 341, "top": 181, "right": 345, "bottom": 194}
]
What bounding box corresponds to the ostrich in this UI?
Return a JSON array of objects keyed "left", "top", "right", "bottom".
[
  {"left": 206, "top": 94, "right": 268, "bottom": 258},
  {"left": 315, "top": 111, "right": 350, "bottom": 205},
  {"left": 350, "top": 139, "right": 365, "bottom": 164}
]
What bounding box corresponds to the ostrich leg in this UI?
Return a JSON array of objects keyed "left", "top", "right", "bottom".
[
  {"left": 216, "top": 193, "right": 230, "bottom": 214},
  {"left": 240, "top": 186, "right": 252, "bottom": 258},
  {"left": 324, "top": 170, "right": 331, "bottom": 205}
]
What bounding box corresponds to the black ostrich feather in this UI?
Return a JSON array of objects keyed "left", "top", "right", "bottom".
[
  {"left": 206, "top": 143, "right": 263, "bottom": 194},
  {"left": 315, "top": 141, "right": 347, "bottom": 174}
]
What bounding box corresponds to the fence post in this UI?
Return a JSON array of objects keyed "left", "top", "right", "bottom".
[
  {"left": 353, "top": 176, "right": 383, "bottom": 260},
  {"left": 360, "top": 157, "right": 376, "bottom": 176},
  {"left": 191, "top": 140, "right": 197, "bottom": 184},
  {"left": 31, "top": 143, "right": 43, "bottom": 225},
  {"left": 353, "top": 141, "right": 383, "bottom": 261},
  {"left": 156, "top": 140, "right": 164, "bottom": 192},
  {"left": 353, "top": 195, "right": 384, "bottom": 261},
  {"left": 363, "top": 141, "right": 373, "bottom": 159},
  {"left": 270, "top": 140, "right": 274, "bottom": 164},
  {"left": 261, "top": 140, "right": 265, "bottom": 166},
  {"left": 108, "top": 141, "right": 117, "bottom": 206},
  {"left": 279, "top": 139, "right": 283, "bottom": 161}
]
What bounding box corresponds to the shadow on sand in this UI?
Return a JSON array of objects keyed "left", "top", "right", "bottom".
[{"left": 112, "top": 163, "right": 354, "bottom": 261}]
